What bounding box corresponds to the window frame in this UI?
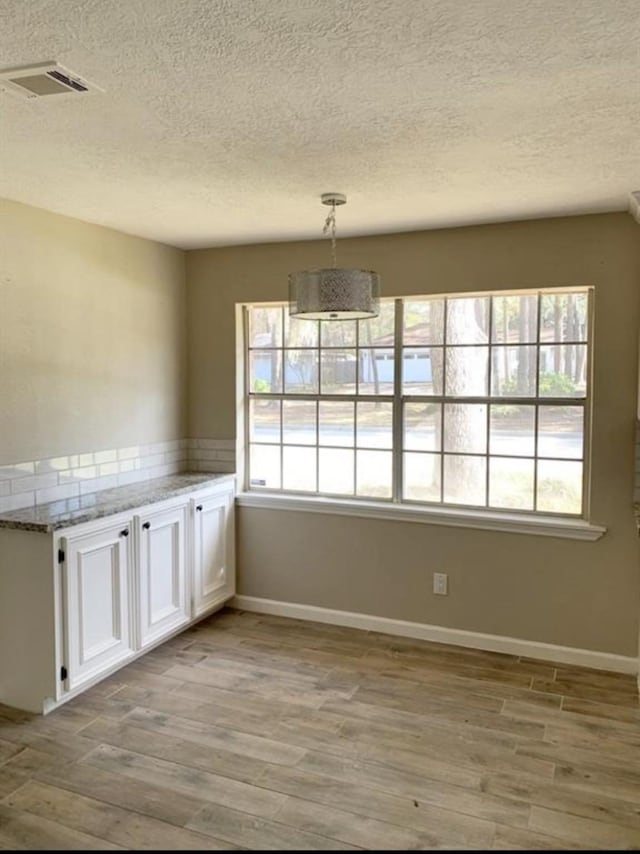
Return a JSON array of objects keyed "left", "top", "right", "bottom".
[{"left": 241, "top": 286, "right": 596, "bottom": 525}]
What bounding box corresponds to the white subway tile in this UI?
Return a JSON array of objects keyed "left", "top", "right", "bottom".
[
  {"left": 99, "top": 462, "right": 119, "bottom": 477},
  {"left": 0, "top": 462, "right": 35, "bottom": 480},
  {"left": 194, "top": 460, "right": 228, "bottom": 473},
  {"left": 0, "top": 492, "right": 35, "bottom": 512},
  {"left": 54, "top": 469, "right": 74, "bottom": 483},
  {"left": 0, "top": 439, "right": 196, "bottom": 506},
  {"left": 118, "top": 446, "right": 140, "bottom": 461},
  {"left": 192, "top": 449, "right": 219, "bottom": 461},
  {"left": 215, "top": 439, "right": 236, "bottom": 450},
  {"left": 11, "top": 472, "right": 59, "bottom": 495},
  {"left": 36, "top": 483, "right": 80, "bottom": 504},
  {"left": 117, "top": 469, "right": 147, "bottom": 487},
  {"left": 146, "top": 463, "right": 174, "bottom": 479},
  {"left": 58, "top": 466, "right": 93, "bottom": 483},
  {"left": 193, "top": 439, "right": 235, "bottom": 451},
  {"left": 216, "top": 450, "right": 236, "bottom": 462},
  {"left": 79, "top": 475, "right": 118, "bottom": 496},
  {"left": 118, "top": 458, "right": 141, "bottom": 472},
  {"left": 196, "top": 439, "right": 219, "bottom": 450},
  {"left": 75, "top": 466, "right": 101, "bottom": 482},
  {"left": 140, "top": 453, "right": 166, "bottom": 469},
  {"left": 45, "top": 497, "right": 82, "bottom": 516},
  {"left": 94, "top": 449, "right": 117, "bottom": 465},
  {"left": 150, "top": 440, "right": 181, "bottom": 455},
  {"left": 35, "top": 456, "right": 71, "bottom": 474},
  {"left": 143, "top": 466, "right": 162, "bottom": 480}
]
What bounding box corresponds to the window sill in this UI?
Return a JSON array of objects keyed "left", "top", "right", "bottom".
[{"left": 236, "top": 492, "right": 607, "bottom": 541}]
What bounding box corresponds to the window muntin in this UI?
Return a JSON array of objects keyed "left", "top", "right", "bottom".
[{"left": 245, "top": 289, "right": 591, "bottom": 517}]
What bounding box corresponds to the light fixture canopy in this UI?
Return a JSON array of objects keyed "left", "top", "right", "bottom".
[{"left": 289, "top": 193, "right": 381, "bottom": 320}]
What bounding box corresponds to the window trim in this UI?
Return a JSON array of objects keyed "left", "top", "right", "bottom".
[
  {"left": 236, "top": 491, "right": 606, "bottom": 541},
  {"left": 240, "top": 287, "right": 597, "bottom": 529}
]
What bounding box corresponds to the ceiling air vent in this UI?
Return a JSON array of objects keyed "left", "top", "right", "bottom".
[{"left": 0, "top": 62, "right": 102, "bottom": 99}]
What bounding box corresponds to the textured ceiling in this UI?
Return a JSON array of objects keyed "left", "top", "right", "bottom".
[{"left": 0, "top": 0, "right": 639, "bottom": 248}]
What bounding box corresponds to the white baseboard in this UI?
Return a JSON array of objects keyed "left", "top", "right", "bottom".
[{"left": 231, "top": 595, "right": 638, "bottom": 676}]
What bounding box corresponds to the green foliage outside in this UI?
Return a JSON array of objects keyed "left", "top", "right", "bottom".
[
  {"left": 494, "top": 372, "right": 578, "bottom": 416},
  {"left": 500, "top": 371, "right": 577, "bottom": 397},
  {"left": 536, "top": 476, "right": 581, "bottom": 514}
]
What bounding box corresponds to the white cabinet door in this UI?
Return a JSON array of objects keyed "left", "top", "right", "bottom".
[
  {"left": 136, "top": 502, "right": 189, "bottom": 648},
  {"left": 62, "top": 522, "right": 134, "bottom": 691},
  {"left": 192, "top": 485, "right": 235, "bottom": 617}
]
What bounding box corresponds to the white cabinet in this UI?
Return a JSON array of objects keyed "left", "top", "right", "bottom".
[
  {"left": 136, "top": 502, "right": 190, "bottom": 649},
  {"left": 192, "top": 483, "right": 235, "bottom": 617},
  {"left": 0, "top": 476, "right": 235, "bottom": 714},
  {"left": 61, "top": 520, "right": 135, "bottom": 691}
]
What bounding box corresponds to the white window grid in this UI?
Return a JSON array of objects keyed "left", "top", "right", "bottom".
[{"left": 244, "top": 289, "right": 593, "bottom": 518}]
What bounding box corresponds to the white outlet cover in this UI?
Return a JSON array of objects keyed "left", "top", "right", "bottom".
[{"left": 433, "top": 572, "right": 448, "bottom": 595}]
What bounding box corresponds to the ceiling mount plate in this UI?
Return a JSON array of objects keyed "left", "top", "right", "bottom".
[{"left": 321, "top": 192, "right": 347, "bottom": 206}]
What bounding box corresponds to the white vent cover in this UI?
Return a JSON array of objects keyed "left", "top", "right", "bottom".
[
  {"left": 629, "top": 191, "right": 640, "bottom": 224},
  {"left": 0, "top": 62, "right": 102, "bottom": 99}
]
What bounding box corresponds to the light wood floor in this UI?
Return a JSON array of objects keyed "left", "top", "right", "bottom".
[{"left": 1, "top": 608, "right": 639, "bottom": 850}]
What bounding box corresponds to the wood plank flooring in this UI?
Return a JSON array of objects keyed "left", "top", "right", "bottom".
[{"left": 1, "top": 607, "right": 639, "bottom": 850}]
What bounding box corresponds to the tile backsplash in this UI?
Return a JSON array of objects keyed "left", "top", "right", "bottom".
[
  {"left": 0, "top": 438, "right": 235, "bottom": 513},
  {"left": 187, "top": 438, "right": 236, "bottom": 475}
]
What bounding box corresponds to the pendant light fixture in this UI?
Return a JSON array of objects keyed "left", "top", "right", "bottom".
[{"left": 288, "top": 193, "right": 381, "bottom": 320}]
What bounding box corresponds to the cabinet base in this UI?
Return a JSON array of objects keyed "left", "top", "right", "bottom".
[{"left": 38, "top": 596, "right": 233, "bottom": 715}]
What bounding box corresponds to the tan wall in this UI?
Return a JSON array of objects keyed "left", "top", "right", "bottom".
[
  {"left": 0, "top": 198, "right": 187, "bottom": 464},
  {"left": 188, "top": 213, "right": 640, "bottom": 657}
]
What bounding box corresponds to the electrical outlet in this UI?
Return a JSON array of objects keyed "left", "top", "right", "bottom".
[{"left": 433, "top": 572, "right": 448, "bottom": 595}]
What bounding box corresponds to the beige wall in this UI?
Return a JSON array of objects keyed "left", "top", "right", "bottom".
[
  {"left": 188, "top": 213, "right": 640, "bottom": 657},
  {"left": 0, "top": 198, "right": 187, "bottom": 464}
]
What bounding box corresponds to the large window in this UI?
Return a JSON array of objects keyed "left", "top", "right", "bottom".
[{"left": 244, "top": 289, "right": 591, "bottom": 516}]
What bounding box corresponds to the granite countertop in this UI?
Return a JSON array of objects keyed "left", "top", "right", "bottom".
[{"left": 0, "top": 472, "right": 235, "bottom": 533}]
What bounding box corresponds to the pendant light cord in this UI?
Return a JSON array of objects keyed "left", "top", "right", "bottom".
[{"left": 322, "top": 202, "right": 338, "bottom": 268}]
